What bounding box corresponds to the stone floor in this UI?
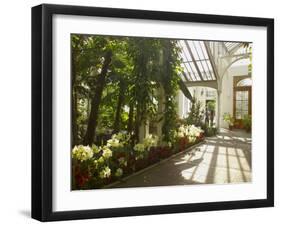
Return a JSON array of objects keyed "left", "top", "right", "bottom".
[{"left": 112, "top": 128, "right": 252, "bottom": 188}]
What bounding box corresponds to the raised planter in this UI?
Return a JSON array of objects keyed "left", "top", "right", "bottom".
[{"left": 103, "top": 140, "right": 205, "bottom": 189}]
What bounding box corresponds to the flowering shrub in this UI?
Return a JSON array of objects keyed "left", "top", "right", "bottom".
[
  {"left": 106, "top": 137, "right": 123, "bottom": 148},
  {"left": 176, "top": 125, "right": 203, "bottom": 139},
  {"left": 99, "top": 166, "right": 111, "bottom": 179},
  {"left": 188, "top": 125, "right": 203, "bottom": 137},
  {"left": 134, "top": 134, "right": 158, "bottom": 160},
  {"left": 133, "top": 143, "right": 146, "bottom": 160},
  {"left": 134, "top": 143, "right": 145, "bottom": 152},
  {"left": 72, "top": 128, "right": 203, "bottom": 189},
  {"left": 91, "top": 144, "right": 100, "bottom": 154},
  {"left": 101, "top": 146, "right": 113, "bottom": 159},
  {"left": 115, "top": 168, "right": 123, "bottom": 177},
  {"left": 118, "top": 157, "right": 127, "bottom": 167},
  {"left": 174, "top": 124, "right": 204, "bottom": 151},
  {"left": 107, "top": 132, "right": 131, "bottom": 148},
  {"left": 176, "top": 125, "right": 203, "bottom": 140},
  {"left": 72, "top": 145, "right": 93, "bottom": 162},
  {"left": 143, "top": 134, "right": 158, "bottom": 149}
]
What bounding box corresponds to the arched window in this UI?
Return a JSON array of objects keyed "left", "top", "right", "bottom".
[{"left": 237, "top": 78, "right": 252, "bottom": 87}]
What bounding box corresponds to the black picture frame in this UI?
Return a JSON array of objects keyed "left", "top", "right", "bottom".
[{"left": 32, "top": 3, "right": 274, "bottom": 222}]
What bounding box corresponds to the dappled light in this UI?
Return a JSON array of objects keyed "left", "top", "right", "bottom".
[
  {"left": 179, "top": 133, "right": 251, "bottom": 184},
  {"left": 70, "top": 34, "right": 252, "bottom": 189}
]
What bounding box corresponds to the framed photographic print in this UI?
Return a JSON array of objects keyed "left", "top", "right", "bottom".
[{"left": 32, "top": 4, "right": 274, "bottom": 221}]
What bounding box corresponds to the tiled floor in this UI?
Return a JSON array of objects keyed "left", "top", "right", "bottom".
[{"left": 112, "top": 129, "right": 252, "bottom": 188}]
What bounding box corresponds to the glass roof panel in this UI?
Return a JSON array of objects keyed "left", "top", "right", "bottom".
[
  {"left": 179, "top": 40, "right": 216, "bottom": 82},
  {"left": 224, "top": 42, "right": 244, "bottom": 53},
  {"left": 178, "top": 40, "right": 251, "bottom": 84},
  {"left": 181, "top": 40, "right": 215, "bottom": 81},
  {"left": 206, "top": 61, "right": 216, "bottom": 80},
  {"left": 189, "top": 62, "right": 200, "bottom": 81},
  {"left": 201, "top": 60, "right": 212, "bottom": 80}
]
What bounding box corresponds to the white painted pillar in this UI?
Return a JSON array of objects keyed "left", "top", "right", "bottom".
[{"left": 217, "top": 89, "right": 221, "bottom": 131}]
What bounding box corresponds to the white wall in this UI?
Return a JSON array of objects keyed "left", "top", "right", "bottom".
[
  {"left": 0, "top": 0, "right": 279, "bottom": 226},
  {"left": 177, "top": 91, "right": 189, "bottom": 118}
]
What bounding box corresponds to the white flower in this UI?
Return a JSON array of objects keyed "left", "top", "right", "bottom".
[
  {"left": 189, "top": 136, "right": 196, "bottom": 143},
  {"left": 112, "top": 132, "right": 124, "bottom": 141},
  {"left": 110, "top": 132, "right": 130, "bottom": 146},
  {"left": 97, "top": 156, "right": 104, "bottom": 164},
  {"left": 72, "top": 145, "right": 93, "bottom": 161},
  {"left": 188, "top": 125, "right": 203, "bottom": 137},
  {"left": 91, "top": 144, "right": 100, "bottom": 154},
  {"left": 177, "top": 132, "right": 185, "bottom": 138},
  {"left": 134, "top": 143, "right": 145, "bottom": 152},
  {"left": 115, "top": 168, "right": 123, "bottom": 177},
  {"left": 178, "top": 125, "right": 185, "bottom": 133},
  {"left": 102, "top": 146, "right": 112, "bottom": 159},
  {"left": 176, "top": 124, "right": 203, "bottom": 139},
  {"left": 168, "top": 142, "right": 172, "bottom": 148},
  {"left": 106, "top": 137, "right": 123, "bottom": 148},
  {"left": 99, "top": 166, "right": 111, "bottom": 179},
  {"left": 118, "top": 157, "right": 127, "bottom": 167},
  {"left": 143, "top": 134, "right": 158, "bottom": 149}
]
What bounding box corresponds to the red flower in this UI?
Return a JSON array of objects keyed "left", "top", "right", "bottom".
[{"left": 74, "top": 166, "right": 89, "bottom": 188}]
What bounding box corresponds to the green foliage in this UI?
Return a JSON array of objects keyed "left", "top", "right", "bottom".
[
  {"left": 201, "top": 124, "right": 217, "bottom": 137},
  {"left": 186, "top": 98, "right": 204, "bottom": 127},
  {"left": 207, "top": 100, "right": 215, "bottom": 112},
  {"left": 160, "top": 40, "right": 181, "bottom": 143},
  {"left": 72, "top": 124, "right": 204, "bottom": 189},
  {"left": 71, "top": 35, "right": 181, "bottom": 146},
  {"left": 223, "top": 113, "right": 235, "bottom": 126},
  {"left": 242, "top": 114, "right": 252, "bottom": 131}
]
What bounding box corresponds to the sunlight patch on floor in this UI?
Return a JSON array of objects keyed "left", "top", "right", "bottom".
[
  {"left": 180, "top": 142, "right": 251, "bottom": 184},
  {"left": 180, "top": 145, "right": 214, "bottom": 183}
]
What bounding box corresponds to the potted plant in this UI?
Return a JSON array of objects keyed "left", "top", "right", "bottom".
[
  {"left": 223, "top": 113, "right": 235, "bottom": 130},
  {"left": 242, "top": 114, "right": 252, "bottom": 132}
]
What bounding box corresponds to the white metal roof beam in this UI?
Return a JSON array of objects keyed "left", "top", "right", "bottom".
[
  {"left": 203, "top": 41, "right": 219, "bottom": 80},
  {"left": 229, "top": 43, "right": 244, "bottom": 54},
  {"left": 184, "top": 80, "right": 218, "bottom": 89}
]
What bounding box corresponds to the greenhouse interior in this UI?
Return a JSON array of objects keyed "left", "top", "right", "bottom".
[{"left": 71, "top": 35, "right": 252, "bottom": 190}]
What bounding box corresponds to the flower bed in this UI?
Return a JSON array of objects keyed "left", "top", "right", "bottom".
[{"left": 72, "top": 125, "right": 204, "bottom": 190}]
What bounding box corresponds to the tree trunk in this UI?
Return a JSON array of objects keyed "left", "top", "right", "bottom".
[
  {"left": 83, "top": 50, "right": 112, "bottom": 145},
  {"left": 71, "top": 48, "right": 78, "bottom": 146},
  {"left": 113, "top": 81, "right": 125, "bottom": 133},
  {"left": 127, "top": 101, "right": 134, "bottom": 134}
]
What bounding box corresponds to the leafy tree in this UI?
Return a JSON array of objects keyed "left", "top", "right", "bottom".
[
  {"left": 71, "top": 35, "right": 185, "bottom": 146},
  {"left": 160, "top": 40, "right": 181, "bottom": 143},
  {"left": 186, "top": 98, "right": 204, "bottom": 127},
  {"left": 127, "top": 38, "right": 160, "bottom": 143}
]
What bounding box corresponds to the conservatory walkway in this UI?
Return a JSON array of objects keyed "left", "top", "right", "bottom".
[{"left": 113, "top": 129, "right": 252, "bottom": 188}]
